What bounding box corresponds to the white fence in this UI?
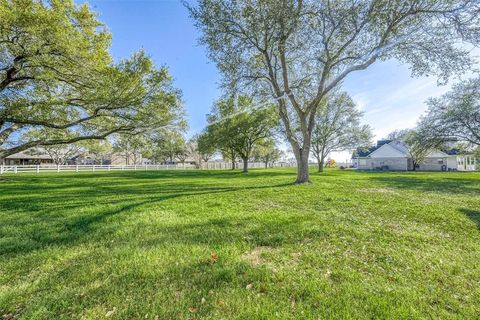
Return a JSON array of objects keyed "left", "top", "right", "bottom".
[{"left": 0, "top": 162, "right": 295, "bottom": 174}]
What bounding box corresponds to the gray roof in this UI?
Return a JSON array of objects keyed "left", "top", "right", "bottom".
[
  {"left": 388, "top": 141, "right": 409, "bottom": 155},
  {"left": 4, "top": 152, "right": 52, "bottom": 160}
]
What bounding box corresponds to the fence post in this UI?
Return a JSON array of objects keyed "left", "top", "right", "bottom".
[
  {"left": 57, "top": 165, "right": 60, "bottom": 173},
  {"left": 134, "top": 165, "right": 137, "bottom": 171},
  {"left": 145, "top": 165, "right": 147, "bottom": 171},
  {"left": 92, "top": 165, "right": 95, "bottom": 172},
  {"left": 36, "top": 165, "right": 39, "bottom": 173},
  {"left": 0, "top": 165, "right": 3, "bottom": 175},
  {"left": 122, "top": 165, "right": 125, "bottom": 171},
  {"left": 14, "top": 165, "right": 17, "bottom": 174},
  {"left": 108, "top": 165, "right": 111, "bottom": 171},
  {"left": 76, "top": 165, "right": 79, "bottom": 172}
]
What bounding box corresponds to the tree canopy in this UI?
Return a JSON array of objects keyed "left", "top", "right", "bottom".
[
  {"left": 187, "top": 0, "right": 480, "bottom": 183},
  {"left": 151, "top": 131, "right": 187, "bottom": 164},
  {"left": 311, "top": 92, "right": 372, "bottom": 172},
  {"left": 0, "top": 0, "right": 184, "bottom": 159},
  {"left": 387, "top": 129, "right": 437, "bottom": 171},
  {"left": 197, "top": 132, "right": 216, "bottom": 163},
  {"left": 418, "top": 76, "right": 480, "bottom": 147},
  {"left": 203, "top": 95, "right": 278, "bottom": 172},
  {"left": 252, "top": 138, "right": 283, "bottom": 168}
]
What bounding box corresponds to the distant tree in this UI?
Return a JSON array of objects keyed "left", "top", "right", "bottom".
[
  {"left": 0, "top": 1, "right": 184, "bottom": 159},
  {"left": 24, "top": 130, "right": 83, "bottom": 164},
  {"left": 386, "top": 130, "right": 406, "bottom": 142},
  {"left": 474, "top": 147, "right": 480, "bottom": 170},
  {"left": 197, "top": 132, "right": 216, "bottom": 163},
  {"left": 188, "top": 0, "right": 479, "bottom": 183},
  {"left": 83, "top": 140, "right": 113, "bottom": 164},
  {"left": 153, "top": 131, "right": 186, "bottom": 164},
  {"left": 418, "top": 77, "right": 480, "bottom": 147},
  {"left": 311, "top": 92, "right": 373, "bottom": 172},
  {"left": 185, "top": 136, "right": 202, "bottom": 168},
  {"left": 113, "top": 135, "right": 149, "bottom": 165},
  {"left": 253, "top": 139, "right": 283, "bottom": 168},
  {"left": 203, "top": 99, "right": 240, "bottom": 170},
  {"left": 205, "top": 95, "right": 278, "bottom": 172},
  {"left": 176, "top": 141, "right": 190, "bottom": 165},
  {"left": 388, "top": 129, "right": 436, "bottom": 171},
  {"left": 43, "top": 144, "right": 81, "bottom": 165}
]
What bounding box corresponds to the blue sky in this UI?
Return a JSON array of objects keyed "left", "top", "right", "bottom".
[{"left": 85, "top": 0, "right": 477, "bottom": 158}]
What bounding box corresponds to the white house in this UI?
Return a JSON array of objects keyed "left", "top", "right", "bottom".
[{"left": 353, "top": 140, "right": 477, "bottom": 171}]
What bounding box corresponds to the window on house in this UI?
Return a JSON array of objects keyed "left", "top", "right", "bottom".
[{"left": 359, "top": 159, "right": 367, "bottom": 166}]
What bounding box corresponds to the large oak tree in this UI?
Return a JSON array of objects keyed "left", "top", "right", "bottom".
[
  {"left": 187, "top": 0, "right": 479, "bottom": 183},
  {"left": 0, "top": 0, "right": 184, "bottom": 160}
]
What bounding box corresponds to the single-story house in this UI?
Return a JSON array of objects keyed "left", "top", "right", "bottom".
[
  {"left": 352, "top": 140, "right": 477, "bottom": 171},
  {"left": 1, "top": 150, "right": 145, "bottom": 166},
  {"left": 0, "top": 152, "right": 54, "bottom": 165}
]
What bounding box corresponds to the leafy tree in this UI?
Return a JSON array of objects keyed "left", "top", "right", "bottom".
[
  {"left": 311, "top": 92, "right": 372, "bottom": 172},
  {"left": 188, "top": 0, "right": 479, "bottom": 183},
  {"left": 83, "top": 140, "right": 113, "bottom": 164},
  {"left": 203, "top": 99, "right": 239, "bottom": 170},
  {"left": 152, "top": 131, "right": 186, "bottom": 164},
  {"left": 205, "top": 95, "right": 278, "bottom": 172},
  {"left": 24, "top": 129, "right": 82, "bottom": 164},
  {"left": 113, "top": 134, "right": 149, "bottom": 165},
  {"left": 418, "top": 76, "right": 480, "bottom": 147},
  {"left": 388, "top": 129, "right": 436, "bottom": 171},
  {"left": 184, "top": 136, "right": 203, "bottom": 168},
  {"left": 197, "top": 132, "right": 216, "bottom": 163},
  {"left": 253, "top": 139, "right": 283, "bottom": 168},
  {"left": 43, "top": 144, "right": 81, "bottom": 165},
  {"left": 176, "top": 140, "right": 190, "bottom": 165},
  {"left": 0, "top": 0, "right": 184, "bottom": 159}
]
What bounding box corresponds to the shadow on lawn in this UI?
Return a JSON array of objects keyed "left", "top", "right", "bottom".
[
  {"left": 369, "top": 174, "right": 480, "bottom": 195},
  {"left": 460, "top": 208, "right": 480, "bottom": 230},
  {"left": 0, "top": 175, "right": 295, "bottom": 257}
]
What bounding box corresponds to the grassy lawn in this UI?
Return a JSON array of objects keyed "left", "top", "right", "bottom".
[{"left": 0, "top": 169, "right": 479, "bottom": 319}]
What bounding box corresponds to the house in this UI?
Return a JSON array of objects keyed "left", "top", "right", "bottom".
[
  {"left": 352, "top": 140, "right": 477, "bottom": 171},
  {"left": 1, "top": 149, "right": 146, "bottom": 166},
  {"left": 0, "top": 152, "right": 54, "bottom": 165}
]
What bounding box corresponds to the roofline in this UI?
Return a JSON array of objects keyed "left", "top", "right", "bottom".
[{"left": 368, "top": 143, "right": 407, "bottom": 158}]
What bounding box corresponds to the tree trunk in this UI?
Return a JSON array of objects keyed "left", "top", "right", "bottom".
[
  {"left": 318, "top": 158, "right": 324, "bottom": 172},
  {"left": 293, "top": 147, "right": 310, "bottom": 184},
  {"left": 242, "top": 157, "right": 248, "bottom": 172}
]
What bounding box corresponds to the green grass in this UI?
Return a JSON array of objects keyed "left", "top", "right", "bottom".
[{"left": 1, "top": 168, "right": 479, "bottom": 319}]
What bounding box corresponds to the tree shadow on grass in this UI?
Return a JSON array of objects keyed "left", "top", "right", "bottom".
[
  {"left": 136, "top": 214, "right": 325, "bottom": 249},
  {"left": 27, "top": 213, "right": 325, "bottom": 318},
  {"left": 0, "top": 181, "right": 295, "bottom": 257},
  {"left": 460, "top": 208, "right": 480, "bottom": 230},
  {"left": 368, "top": 174, "right": 480, "bottom": 195},
  {"left": 4, "top": 168, "right": 297, "bottom": 182}
]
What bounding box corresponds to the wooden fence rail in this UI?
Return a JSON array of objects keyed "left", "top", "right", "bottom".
[{"left": 0, "top": 162, "right": 295, "bottom": 174}]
